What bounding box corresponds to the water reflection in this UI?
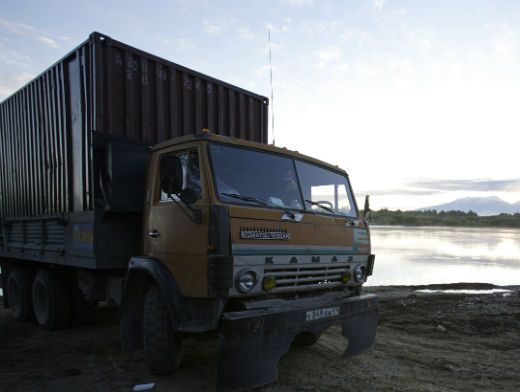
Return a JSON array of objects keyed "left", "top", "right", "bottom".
[{"left": 366, "top": 226, "right": 520, "bottom": 286}]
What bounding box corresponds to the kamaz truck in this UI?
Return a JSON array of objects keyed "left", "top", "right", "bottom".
[{"left": 0, "top": 32, "right": 379, "bottom": 390}]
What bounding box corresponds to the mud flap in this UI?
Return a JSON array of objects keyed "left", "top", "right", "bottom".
[
  {"left": 342, "top": 296, "right": 379, "bottom": 357},
  {"left": 216, "top": 294, "right": 379, "bottom": 391},
  {"left": 217, "top": 312, "right": 294, "bottom": 391}
]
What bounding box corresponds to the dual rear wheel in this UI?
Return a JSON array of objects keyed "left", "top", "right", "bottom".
[
  {"left": 6, "top": 267, "right": 90, "bottom": 330},
  {"left": 7, "top": 269, "right": 179, "bottom": 374},
  {"left": 6, "top": 268, "right": 35, "bottom": 322},
  {"left": 32, "top": 269, "right": 72, "bottom": 330}
]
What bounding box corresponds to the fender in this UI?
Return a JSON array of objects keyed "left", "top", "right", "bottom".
[{"left": 120, "top": 256, "right": 187, "bottom": 351}]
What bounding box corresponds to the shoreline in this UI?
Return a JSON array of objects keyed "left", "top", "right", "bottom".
[
  {"left": 3, "top": 281, "right": 519, "bottom": 300},
  {"left": 370, "top": 223, "right": 520, "bottom": 230}
]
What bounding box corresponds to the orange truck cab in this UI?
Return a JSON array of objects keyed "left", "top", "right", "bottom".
[{"left": 120, "top": 132, "right": 379, "bottom": 390}]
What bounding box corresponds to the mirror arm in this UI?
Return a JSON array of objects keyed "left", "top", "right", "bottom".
[
  {"left": 363, "top": 195, "right": 371, "bottom": 223},
  {"left": 167, "top": 194, "right": 202, "bottom": 224},
  {"left": 363, "top": 211, "right": 371, "bottom": 224}
]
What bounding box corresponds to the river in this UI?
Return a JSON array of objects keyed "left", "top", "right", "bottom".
[{"left": 367, "top": 225, "right": 520, "bottom": 286}]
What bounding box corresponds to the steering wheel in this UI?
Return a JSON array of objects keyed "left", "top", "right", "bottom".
[{"left": 315, "top": 200, "right": 334, "bottom": 209}]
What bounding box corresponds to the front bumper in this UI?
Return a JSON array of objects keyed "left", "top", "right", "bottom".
[{"left": 217, "top": 293, "right": 379, "bottom": 391}]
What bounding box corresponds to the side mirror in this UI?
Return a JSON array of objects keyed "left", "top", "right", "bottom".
[
  {"left": 179, "top": 188, "right": 198, "bottom": 205},
  {"left": 160, "top": 155, "right": 183, "bottom": 196},
  {"left": 363, "top": 195, "right": 371, "bottom": 220}
]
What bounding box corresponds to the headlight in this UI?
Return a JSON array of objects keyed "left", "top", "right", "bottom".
[
  {"left": 236, "top": 270, "right": 258, "bottom": 293},
  {"left": 354, "top": 265, "right": 366, "bottom": 282}
]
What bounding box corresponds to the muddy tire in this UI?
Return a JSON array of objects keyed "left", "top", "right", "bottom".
[
  {"left": 143, "top": 285, "right": 182, "bottom": 374},
  {"left": 32, "top": 269, "right": 72, "bottom": 330},
  {"left": 6, "top": 268, "right": 35, "bottom": 322}
]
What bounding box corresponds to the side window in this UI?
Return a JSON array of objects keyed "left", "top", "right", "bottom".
[
  {"left": 309, "top": 184, "right": 353, "bottom": 215},
  {"left": 296, "top": 160, "right": 356, "bottom": 217},
  {"left": 159, "top": 150, "right": 201, "bottom": 202}
]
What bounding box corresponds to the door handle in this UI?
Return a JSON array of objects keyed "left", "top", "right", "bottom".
[{"left": 148, "top": 230, "right": 160, "bottom": 238}]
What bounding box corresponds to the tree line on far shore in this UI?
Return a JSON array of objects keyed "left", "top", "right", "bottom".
[{"left": 369, "top": 209, "right": 520, "bottom": 228}]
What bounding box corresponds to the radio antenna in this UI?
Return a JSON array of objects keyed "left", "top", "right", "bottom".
[{"left": 268, "top": 29, "right": 275, "bottom": 145}]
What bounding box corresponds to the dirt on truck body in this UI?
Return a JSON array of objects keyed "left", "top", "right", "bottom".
[{"left": 1, "top": 32, "right": 378, "bottom": 390}]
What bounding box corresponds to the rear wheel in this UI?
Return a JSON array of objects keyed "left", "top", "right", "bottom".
[
  {"left": 143, "top": 285, "right": 182, "bottom": 374},
  {"left": 6, "top": 268, "right": 35, "bottom": 322},
  {"left": 32, "top": 269, "right": 71, "bottom": 330}
]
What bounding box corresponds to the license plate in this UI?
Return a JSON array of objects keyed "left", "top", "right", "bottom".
[{"left": 305, "top": 306, "right": 340, "bottom": 322}]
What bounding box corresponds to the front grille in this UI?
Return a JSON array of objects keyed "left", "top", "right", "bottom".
[{"left": 265, "top": 263, "right": 349, "bottom": 293}]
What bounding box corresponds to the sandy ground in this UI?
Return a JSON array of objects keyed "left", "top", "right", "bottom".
[{"left": 1, "top": 283, "right": 519, "bottom": 392}]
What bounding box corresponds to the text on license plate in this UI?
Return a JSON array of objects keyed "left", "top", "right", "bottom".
[{"left": 305, "top": 306, "right": 340, "bottom": 322}]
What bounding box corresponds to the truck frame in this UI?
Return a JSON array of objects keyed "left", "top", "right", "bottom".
[{"left": 0, "top": 32, "right": 378, "bottom": 391}]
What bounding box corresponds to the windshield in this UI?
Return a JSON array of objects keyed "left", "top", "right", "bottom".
[
  {"left": 209, "top": 143, "right": 357, "bottom": 217},
  {"left": 209, "top": 144, "right": 303, "bottom": 209}
]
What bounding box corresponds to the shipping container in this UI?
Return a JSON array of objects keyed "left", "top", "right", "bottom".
[{"left": 0, "top": 32, "right": 268, "bottom": 269}]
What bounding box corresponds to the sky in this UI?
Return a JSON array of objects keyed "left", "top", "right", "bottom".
[{"left": 1, "top": 0, "right": 520, "bottom": 211}]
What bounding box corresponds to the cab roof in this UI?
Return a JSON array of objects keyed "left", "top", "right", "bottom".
[{"left": 151, "top": 132, "right": 348, "bottom": 175}]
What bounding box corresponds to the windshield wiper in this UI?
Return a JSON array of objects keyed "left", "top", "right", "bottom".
[
  {"left": 304, "top": 199, "right": 355, "bottom": 225},
  {"left": 221, "top": 192, "right": 296, "bottom": 219}
]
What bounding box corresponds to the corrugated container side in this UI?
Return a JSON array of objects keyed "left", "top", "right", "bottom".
[
  {"left": 0, "top": 56, "right": 73, "bottom": 220},
  {"left": 1, "top": 32, "right": 268, "bottom": 268},
  {"left": 91, "top": 33, "right": 268, "bottom": 144},
  {"left": 0, "top": 32, "right": 268, "bottom": 221}
]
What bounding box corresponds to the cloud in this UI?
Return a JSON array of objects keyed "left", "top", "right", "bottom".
[
  {"left": 373, "top": 0, "right": 386, "bottom": 13},
  {"left": 408, "top": 179, "right": 520, "bottom": 193},
  {"left": 161, "top": 37, "right": 193, "bottom": 50},
  {"left": 0, "top": 16, "right": 63, "bottom": 50},
  {"left": 38, "top": 36, "right": 59, "bottom": 49},
  {"left": 493, "top": 23, "right": 516, "bottom": 63},
  {"left": 316, "top": 45, "right": 342, "bottom": 68},
  {"left": 0, "top": 17, "right": 35, "bottom": 36},
  {"left": 236, "top": 26, "right": 254, "bottom": 40},
  {"left": 358, "top": 188, "right": 444, "bottom": 197},
  {"left": 254, "top": 64, "right": 271, "bottom": 78},
  {"left": 0, "top": 42, "right": 32, "bottom": 67},
  {"left": 342, "top": 29, "right": 371, "bottom": 46},
  {"left": 392, "top": 8, "right": 408, "bottom": 17},
  {"left": 407, "top": 31, "right": 433, "bottom": 59},
  {"left": 266, "top": 18, "right": 292, "bottom": 34},
  {"left": 318, "top": 46, "right": 342, "bottom": 61},
  {"left": 260, "top": 41, "right": 282, "bottom": 56},
  {"left": 282, "top": 0, "right": 313, "bottom": 6},
  {"left": 0, "top": 72, "right": 35, "bottom": 100},
  {"left": 203, "top": 19, "right": 222, "bottom": 35}
]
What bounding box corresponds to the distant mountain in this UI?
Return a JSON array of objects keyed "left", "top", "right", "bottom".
[{"left": 420, "top": 196, "right": 520, "bottom": 216}]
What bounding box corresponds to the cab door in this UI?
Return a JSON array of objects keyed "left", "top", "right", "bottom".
[{"left": 143, "top": 143, "right": 210, "bottom": 297}]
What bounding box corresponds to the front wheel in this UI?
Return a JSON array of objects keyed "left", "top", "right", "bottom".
[{"left": 143, "top": 285, "right": 182, "bottom": 374}]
